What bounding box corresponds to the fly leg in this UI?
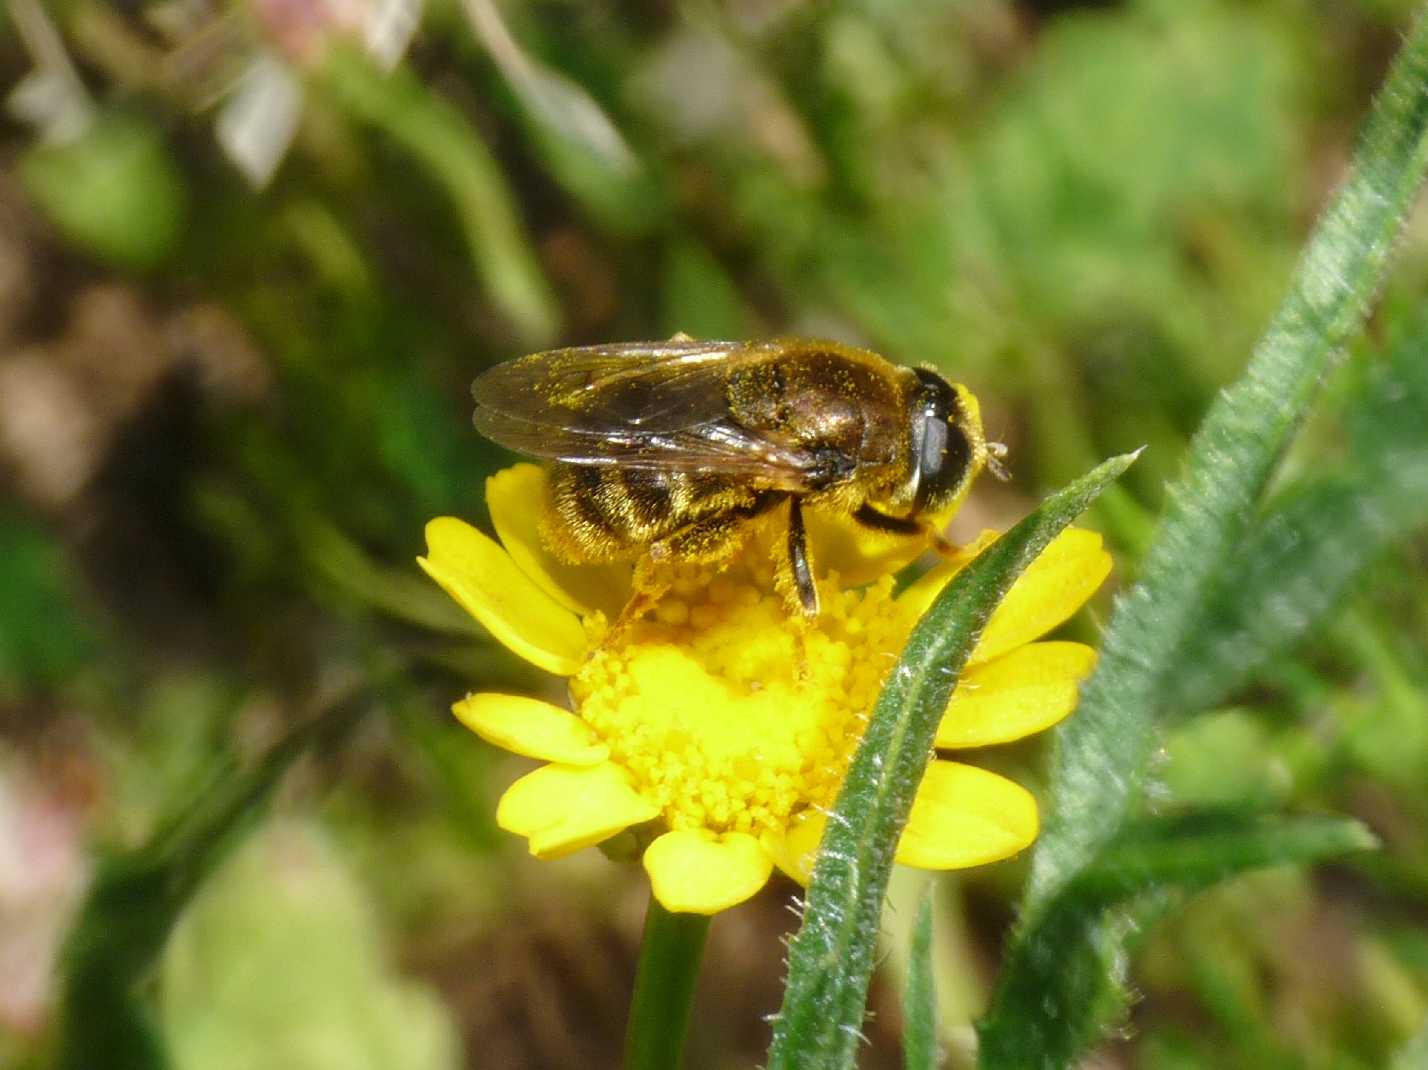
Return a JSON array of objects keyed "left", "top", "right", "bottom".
[
  {"left": 786, "top": 497, "right": 818, "bottom": 618},
  {"left": 852, "top": 503, "right": 954, "bottom": 556},
  {"left": 608, "top": 494, "right": 778, "bottom": 638},
  {"left": 614, "top": 557, "right": 673, "bottom": 637},
  {"left": 779, "top": 497, "right": 821, "bottom": 678}
]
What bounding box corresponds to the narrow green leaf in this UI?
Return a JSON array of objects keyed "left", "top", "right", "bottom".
[
  {"left": 56, "top": 699, "right": 365, "bottom": 1070},
  {"left": 319, "top": 48, "right": 560, "bottom": 346},
  {"left": 1025, "top": 4, "right": 1428, "bottom": 914},
  {"left": 1080, "top": 813, "right": 1377, "bottom": 895},
  {"left": 978, "top": 814, "right": 1376, "bottom": 1070},
  {"left": 465, "top": 0, "right": 662, "bottom": 236},
  {"left": 1163, "top": 312, "right": 1428, "bottom": 714},
  {"left": 902, "top": 887, "right": 939, "bottom": 1070},
  {"left": 766, "top": 451, "right": 1136, "bottom": 1070}
]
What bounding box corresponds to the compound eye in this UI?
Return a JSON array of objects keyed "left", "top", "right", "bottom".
[
  {"left": 913, "top": 414, "right": 976, "bottom": 515},
  {"left": 912, "top": 415, "right": 948, "bottom": 514},
  {"left": 921, "top": 417, "right": 948, "bottom": 480}
]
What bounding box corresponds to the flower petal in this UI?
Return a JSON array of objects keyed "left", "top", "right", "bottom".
[
  {"left": 453, "top": 692, "right": 609, "bottom": 765},
  {"left": 970, "top": 528, "right": 1111, "bottom": 664},
  {"left": 765, "top": 810, "right": 827, "bottom": 886},
  {"left": 497, "top": 762, "right": 660, "bottom": 859},
  {"left": 801, "top": 508, "right": 931, "bottom": 587},
  {"left": 894, "top": 530, "right": 1000, "bottom": 618},
  {"left": 418, "top": 516, "right": 586, "bottom": 676},
  {"left": 644, "top": 829, "right": 773, "bottom": 914},
  {"left": 936, "top": 642, "right": 1096, "bottom": 749},
  {"left": 897, "top": 528, "right": 1110, "bottom": 664},
  {"left": 487, "top": 464, "right": 631, "bottom": 618},
  {"left": 896, "top": 761, "right": 1038, "bottom": 869}
]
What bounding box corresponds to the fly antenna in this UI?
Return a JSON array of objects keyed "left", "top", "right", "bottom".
[{"left": 985, "top": 440, "right": 1011, "bottom": 482}]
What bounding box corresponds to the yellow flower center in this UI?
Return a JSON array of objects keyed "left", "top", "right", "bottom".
[{"left": 570, "top": 563, "right": 911, "bottom": 838}]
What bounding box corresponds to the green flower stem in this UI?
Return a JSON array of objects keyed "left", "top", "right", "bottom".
[{"left": 624, "top": 898, "right": 712, "bottom": 1070}]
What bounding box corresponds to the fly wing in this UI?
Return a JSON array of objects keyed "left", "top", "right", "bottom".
[
  {"left": 471, "top": 339, "right": 821, "bottom": 486},
  {"left": 473, "top": 339, "right": 772, "bottom": 430}
]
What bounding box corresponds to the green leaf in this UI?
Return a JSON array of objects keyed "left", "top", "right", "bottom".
[
  {"left": 765, "top": 450, "right": 1137, "bottom": 1070},
  {"left": 460, "top": 0, "right": 660, "bottom": 233},
  {"left": 978, "top": 814, "right": 1376, "bottom": 1070},
  {"left": 1163, "top": 310, "right": 1428, "bottom": 714},
  {"left": 1024, "top": 5, "right": 1428, "bottom": 915},
  {"left": 160, "top": 820, "right": 459, "bottom": 1070},
  {"left": 56, "top": 700, "right": 365, "bottom": 1070},
  {"left": 902, "top": 887, "right": 939, "bottom": 1070},
  {"left": 986, "top": 15, "right": 1428, "bottom": 1066},
  {"left": 19, "top": 111, "right": 186, "bottom": 269},
  {"left": 0, "top": 513, "right": 96, "bottom": 698},
  {"left": 495, "top": 62, "right": 661, "bottom": 235},
  {"left": 319, "top": 48, "right": 560, "bottom": 346},
  {"left": 1390, "top": 1020, "right": 1428, "bottom": 1070},
  {"left": 1081, "top": 813, "right": 1376, "bottom": 895}
]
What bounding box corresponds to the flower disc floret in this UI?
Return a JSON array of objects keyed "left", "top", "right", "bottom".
[{"left": 573, "top": 569, "right": 901, "bottom": 840}]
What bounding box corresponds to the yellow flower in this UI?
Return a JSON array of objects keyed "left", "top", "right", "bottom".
[{"left": 419, "top": 464, "right": 1112, "bottom": 915}]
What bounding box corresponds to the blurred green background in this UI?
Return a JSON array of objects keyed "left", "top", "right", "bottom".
[{"left": 3, "top": 1, "right": 1428, "bottom": 1067}]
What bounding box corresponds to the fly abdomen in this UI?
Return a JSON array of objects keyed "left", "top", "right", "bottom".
[{"left": 543, "top": 462, "right": 748, "bottom": 563}]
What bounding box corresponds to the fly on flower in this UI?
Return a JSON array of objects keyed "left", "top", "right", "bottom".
[
  {"left": 417, "top": 463, "right": 1114, "bottom": 914},
  {"left": 472, "top": 337, "right": 1007, "bottom": 620}
]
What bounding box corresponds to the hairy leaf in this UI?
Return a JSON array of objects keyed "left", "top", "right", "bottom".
[
  {"left": 1026, "top": 10, "right": 1428, "bottom": 912},
  {"left": 1164, "top": 313, "right": 1428, "bottom": 713},
  {"left": 766, "top": 451, "right": 1136, "bottom": 1070},
  {"left": 984, "top": 14, "right": 1428, "bottom": 1068},
  {"left": 979, "top": 814, "right": 1376, "bottom": 1069}
]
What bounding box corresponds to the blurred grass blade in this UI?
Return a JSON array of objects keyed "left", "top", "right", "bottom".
[
  {"left": 57, "top": 697, "right": 365, "bottom": 1070},
  {"left": 1081, "top": 813, "right": 1376, "bottom": 894},
  {"left": 979, "top": 813, "right": 1376, "bottom": 1070},
  {"left": 296, "top": 510, "right": 477, "bottom": 633},
  {"left": 1163, "top": 312, "right": 1428, "bottom": 713},
  {"left": 6, "top": 0, "right": 93, "bottom": 140},
  {"left": 319, "top": 47, "right": 560, "bottom": 345},
  {"left": 766, "top": 451, "right": 1136, "bottom": 1070},
  {"left": 458, "top": 0, "right": 659, "bottom": 233},
  {"left": 1025, "top": 5, "right": 1428, "bottom": 913},
  {"left": 902, "top": 887, "right": 938, "bottom": 1070},
  {"left": 214, "top": 52, "right": 303, "bottom": 189},
  {"left": 462, "top": 0, "right": 636, "bottom": 175}
]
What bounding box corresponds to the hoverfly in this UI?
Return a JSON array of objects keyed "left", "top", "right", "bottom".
[{"left": 472, "top": 337, "right": 1000, "bottom": 620}]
